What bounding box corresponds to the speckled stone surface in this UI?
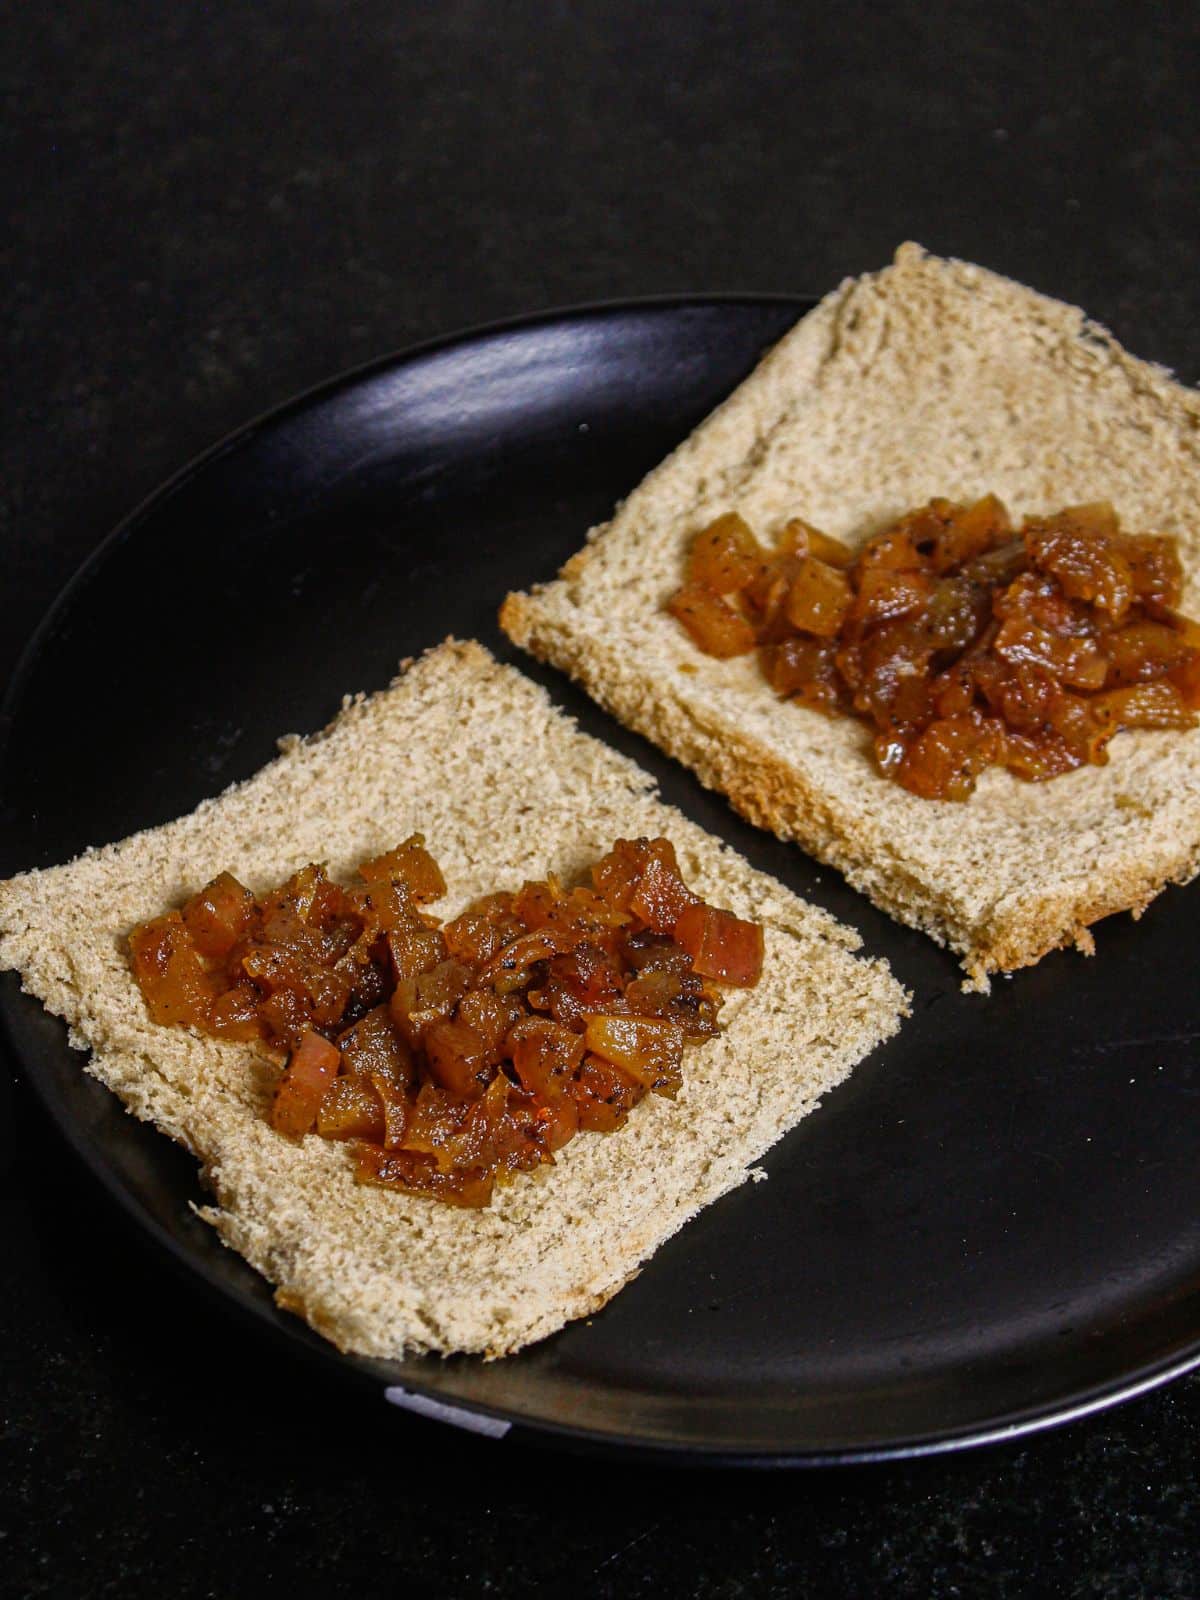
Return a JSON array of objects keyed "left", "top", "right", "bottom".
[{"left": 3, "top": 2, "right": 1198, "bottom": 1594}]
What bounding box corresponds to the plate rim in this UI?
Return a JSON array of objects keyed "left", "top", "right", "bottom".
[{"left": 4, "top": 294, "right": 1200, "bottom": 1467}]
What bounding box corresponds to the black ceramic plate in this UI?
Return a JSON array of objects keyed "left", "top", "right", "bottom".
[{"left": 3, "top": 300, "right": 1200, "bottom": 1466}]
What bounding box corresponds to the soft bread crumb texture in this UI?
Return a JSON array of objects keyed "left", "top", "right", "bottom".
[
  {"left": 0, "top": 641, "right": 906, "bottom": 1358},
  {"left": 501, "top": 243, "right": 1200, "bottom": 984}
]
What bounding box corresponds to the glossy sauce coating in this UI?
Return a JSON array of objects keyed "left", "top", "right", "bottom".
[
  {"left": 128, "top": 836, "right": 763, "bottom": 1207},
  {"left": 666, "top": 499, "right": 1200, "bottom": 800}
]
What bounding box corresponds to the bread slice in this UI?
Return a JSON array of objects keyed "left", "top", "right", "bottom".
[
  {"left": 501, "top": 243, "right": 1200, "bottom": 988},
  {"left": 0, "top": 640, "right": 905, "bottom": 1358}
]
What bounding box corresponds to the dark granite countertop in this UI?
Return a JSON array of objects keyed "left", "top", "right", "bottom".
[{"left": 3, "top": 3, "right": 1197, "bottom": 1594}]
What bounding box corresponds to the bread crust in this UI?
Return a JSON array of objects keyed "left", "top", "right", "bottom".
[
  {"left": 0, "top": 640, "right": 906, "bottom": 1357},
  {"left": 501, "top": 245, "right": 1200, "bottom": 983}
]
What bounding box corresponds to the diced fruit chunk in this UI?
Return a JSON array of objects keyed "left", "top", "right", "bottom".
[
  {"left": 317, "top": 1076, "right": 385, "bottom": 1142},
  {"left": 182, "top": 872, "right": 255, "bottom": 959},
  {"left": 666, "top": 582, "right": 756, "bottom": 657},
  {"left": 673, "top": 904, "right": 764, "bottom": 987},
  {"left": 785, "top": 558, "right": 851, "bottom": 637},
  {"left": 358, "top": 834, "right": 447, "bottom": 902},
  {"left": 584, "top": 1014, "right": 685, "bottom": 1092},
  {"left": 685, "top": 513, "right": 764, "bottom": 593},
  {"left": 271, "top": 1030, "right": 341, "bottom": 1138},
  {"left": 128, "top": 912, "right": 217, "bottom": 1028}
]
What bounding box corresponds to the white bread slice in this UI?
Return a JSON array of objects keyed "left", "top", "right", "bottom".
[
  {"left": 501, "top": 244, "right": 1200, "bottom": 988},
  {"left": 0, "top": 640, "right": 905, "bottom": 1358}
]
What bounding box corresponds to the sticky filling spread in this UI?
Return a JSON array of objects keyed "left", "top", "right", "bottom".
[
  {"left": 667, "top": 498, "right": 1200, "bottom": 800},
  {"left": 128, "top": 836, "right": 762, "bottom": 1207}
]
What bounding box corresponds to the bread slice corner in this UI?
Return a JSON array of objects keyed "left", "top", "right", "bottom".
[
  {"left": 0, "top": 638, "right": 907, "bottom": 1358},
  {"left": 500, "top": 243, "right": 1200, "bottom": 988}
]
